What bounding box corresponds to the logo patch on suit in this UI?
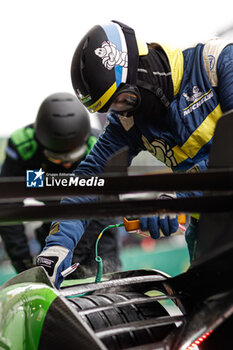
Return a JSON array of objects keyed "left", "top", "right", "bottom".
[
  {"left": 49, "top": 222, "right": 60, "bottom": 235},
  {"left": 183, "top": 86, "right": 203, "bottom": 103},
  {"left": 183, "top": 88, "right": 214, "bottom": 116},
  {"left": 208, "top": 54, "right": 215, "bottom": 71},
  {"left": 142, "top": 135, "right": 177, "bottom": 167}
]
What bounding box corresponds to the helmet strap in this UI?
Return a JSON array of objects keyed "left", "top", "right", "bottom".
[
  {"left": 136, "top": 79, "right": 170, "bottom": 109},
  {"left": 112, "top": 20, "right": 139, "bottom": 86},
  {"left": 136, "top": 49, "right": 172, "bottom": 110}
]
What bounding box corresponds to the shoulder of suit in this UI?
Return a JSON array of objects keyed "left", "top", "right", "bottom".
[{"left": 202, "top": 37, "right": 233, "bottom": 87}]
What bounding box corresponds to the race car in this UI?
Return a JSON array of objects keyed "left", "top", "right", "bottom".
[
  {"left": 0, "top": 111, "right": 233, "bottom": 349},
  {"left": 1, "top": 235, "right": 233, "bottom": 350}
]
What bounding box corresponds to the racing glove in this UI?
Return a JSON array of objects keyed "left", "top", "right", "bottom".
[
  {"left": 36, "top": 246, "right": 72, "bottom": 289},
  {"left": 139, "top": 193, "right": 179, "bottom": 239}
]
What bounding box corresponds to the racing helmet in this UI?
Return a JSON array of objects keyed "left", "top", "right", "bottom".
[
  {"left": 34, "top": 92, "right": 91, "bottom": 163},
  {"left": 71, "top": 20, "right": 148, "bottom": 114}
]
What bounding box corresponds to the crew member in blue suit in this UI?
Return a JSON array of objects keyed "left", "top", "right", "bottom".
[{"left": 37, "top": 21, "right": 233, "bottom": 288}]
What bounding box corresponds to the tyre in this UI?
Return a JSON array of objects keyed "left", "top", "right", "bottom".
[{"left": 68, "top": 291, "right": 176, "bottom": 349}]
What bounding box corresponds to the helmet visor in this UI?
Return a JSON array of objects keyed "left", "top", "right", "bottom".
[
  {"left": 109, "top": 87, "right": 140, "bottom": 113},
  {"left": 44, "top": 144, "right": 87, "bottom": 164}
]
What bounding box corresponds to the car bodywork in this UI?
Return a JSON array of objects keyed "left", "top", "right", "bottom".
[
  {"left": 1, "top": 245, "right": 233, "bottom": 350},
  {"left": 0, "top": 111, "right": 233, "bottom": 349}
]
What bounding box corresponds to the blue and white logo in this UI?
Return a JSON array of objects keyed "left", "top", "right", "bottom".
[
  {"left": 208, "top": 54, "right": 215, "bottom": 71},
  {"left": 26, "top": 168, "right": 45, "bottom": 187}
]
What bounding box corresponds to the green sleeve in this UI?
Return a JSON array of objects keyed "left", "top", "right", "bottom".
[{"left": 10, "top": 126, "right": 37, "bottom": 161}]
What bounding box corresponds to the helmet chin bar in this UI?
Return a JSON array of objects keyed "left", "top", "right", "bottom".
[
  {"left": 44, "top": 144, "right": 87, "bottom": 164},
  {"left": 109, "top": 85, "right": 141, "bottom": 114}
]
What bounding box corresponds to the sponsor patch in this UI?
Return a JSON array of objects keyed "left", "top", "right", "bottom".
[{"left": 49, "top": 222, "right": 60, "bottom": 235}]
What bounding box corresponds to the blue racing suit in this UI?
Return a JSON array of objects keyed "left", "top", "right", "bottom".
[{"left": 45, "top": 38, "right": 233, "bottom": 255}]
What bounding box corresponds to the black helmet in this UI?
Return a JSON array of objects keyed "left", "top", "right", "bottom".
[
  {"left": 35, "top": 92, "right": 91, "bottom": 162},
  {"left": 71, "top": 21, "right": 148, "bottom": 114}
]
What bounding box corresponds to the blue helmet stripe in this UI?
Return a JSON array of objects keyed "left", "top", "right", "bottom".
[
  {"left": 115, "top": 66, "right": 123, "bottom": 87},
  {"left": 101, "top": 23, "right": 126, "bottom": 87},
  {"left": 101, "top": 22, "right": 122, "bottom": 50}
]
